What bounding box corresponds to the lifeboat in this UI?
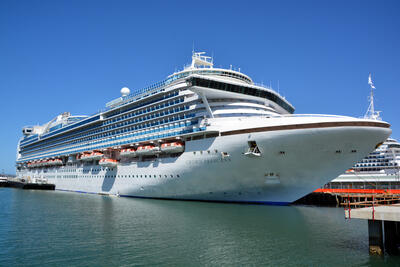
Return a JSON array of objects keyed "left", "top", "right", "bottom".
[
  {"left": 51, "top": 159, "right": 63, "bottom": 166},
  {"left": 81, "top": 151, "right": 104, "bottom": 161},
  {"left": 135, "top": 144, "right": 160, "bottom": 156},
  {"left": 79, "top": 152, "right": 90, "bottom": 161},
  {"left": 161, "top": 142, "right": 184, "bottom": 153},
  {"left": 120, "top": 148, "right": 137, "bottom": 157},
  {"left": 99, "top": 158, "right": 118, "bottom": 167}
]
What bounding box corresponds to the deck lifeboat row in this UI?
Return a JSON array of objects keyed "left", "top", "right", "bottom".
[
  {"left": 121, "top": 142, "right": 185, "bottom": 157},
  {"left": 27, "top": 159, "right": 63, "bottom": 168}
]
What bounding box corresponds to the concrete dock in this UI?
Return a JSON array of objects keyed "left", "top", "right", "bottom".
[
  {"left": 345, "top": 204, "right": 400, "bottom": 221},
  {"left": 345, "top": 204, "right": 400, "bottom": 255}
]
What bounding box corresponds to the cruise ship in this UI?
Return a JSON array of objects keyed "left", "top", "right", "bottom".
[
  {"left": 16, "top": 53, "right": 391, "bottom": 204},
  {"left": 328, "top": 138, "right": 400, "bottom": 190}
]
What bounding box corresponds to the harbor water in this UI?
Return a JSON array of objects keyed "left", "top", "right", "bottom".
[{"left": 1, "top": 188, "right": 399, "bottom": 266}]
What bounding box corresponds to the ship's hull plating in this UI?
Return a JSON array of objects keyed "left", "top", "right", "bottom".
[{"left": 18, "top": 123, "right": 391, "bottom": 204}]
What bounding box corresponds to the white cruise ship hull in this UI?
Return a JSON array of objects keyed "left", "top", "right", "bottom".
[
  {"left": 30, "top": 116, "right": 390, "bottom": 204},
  {"left": 15, "top": 53, "right": 392, "bottom": 205}
]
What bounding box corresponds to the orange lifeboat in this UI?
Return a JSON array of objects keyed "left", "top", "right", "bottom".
[
  {"left": 79, "top": 152, "right": 91, "bottom": 161},
  {"left": 136, "top": 144, "right": 160, "bottom": 156},
  {"left": 53, "top": 159, "right": 63, "bottom": 166},
  {"left": 99, "top": 158, "right": 118, "bottom": 167},
  {"left": 161, "top": 142, "right": 184, "bottom": 153},
  {"left": 81, "top": 151, "right": 104, "bottom": 161},
  {"left": 120, "top": 148, "right": 137, "bottom": 157}
]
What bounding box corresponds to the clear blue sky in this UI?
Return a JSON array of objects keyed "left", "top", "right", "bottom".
[{"left": 1, "top": 0, "right": 399, "bottom": 174}]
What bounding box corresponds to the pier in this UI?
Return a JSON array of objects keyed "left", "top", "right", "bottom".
[
  {"left": 2, "top": 177, "right": 55, "bottom": 190},
  {"left": 344, "top": 201, "right": 400, "bottom": 255}
]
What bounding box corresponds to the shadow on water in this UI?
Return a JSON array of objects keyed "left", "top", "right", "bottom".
[{"left": 1, "top": 188, "right": 400, "bottom": 266}]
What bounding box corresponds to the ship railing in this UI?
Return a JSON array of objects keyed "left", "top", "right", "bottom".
[
  {"left": 266, "top": 114, "right": 354, "bottom": 119},
  {"left": 105, "top": 78, "right": 172, "bottom": 110},
  {"left": 253, "top": 82, "right": 272, "bottom": 90}
]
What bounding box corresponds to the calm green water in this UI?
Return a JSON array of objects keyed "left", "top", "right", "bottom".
[{"left": 0, "top": 188, "right": 399, "bottom": 266}]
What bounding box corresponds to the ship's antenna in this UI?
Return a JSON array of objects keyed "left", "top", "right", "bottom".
[{"left": 364, "top": 73, "right": 381, "bottom": 120}]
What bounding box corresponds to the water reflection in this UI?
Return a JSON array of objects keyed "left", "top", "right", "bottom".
[{"left": 1, "top": 189, "right": 399, "bottom": 266}]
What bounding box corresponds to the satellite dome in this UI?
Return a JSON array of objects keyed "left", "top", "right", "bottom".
[{"left": 120, "top": 87, "right": 130, "bottom": 97}]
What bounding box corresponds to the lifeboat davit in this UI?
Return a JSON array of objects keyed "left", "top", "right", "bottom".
[
  {"left": 120, "top": 148, "right": 137, "bottom": 157},
  {"left": 135, "top": 145, "right": 160, "bottom": 156},
  {"left": 161, "top": 142, "right": 184, "bottom": 153},
  {"left": 99, "top": 158, "right": 118, "bottom": 167},
  {"left": 81, "top": 151, "right": 104, "bottom": 161}
]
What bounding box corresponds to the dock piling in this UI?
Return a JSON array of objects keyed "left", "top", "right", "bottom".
[{"left": 368, "top": 219, "right": 384, "bottom": 255}]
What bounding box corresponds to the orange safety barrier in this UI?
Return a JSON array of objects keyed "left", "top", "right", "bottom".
[{"left": 314, "top": 188, "right": 400, "bottom": 194}]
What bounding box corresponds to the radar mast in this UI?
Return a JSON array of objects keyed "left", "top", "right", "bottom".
[
  {"left": 190, "top": 52, "right": 213, "bottom": 69},
  {"left": 364, "top": 73, "right": 381, "bottom": 120}
]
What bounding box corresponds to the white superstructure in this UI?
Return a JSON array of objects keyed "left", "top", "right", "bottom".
[{"left": 16, "top": 53, "right": 391, "bottom": 204}]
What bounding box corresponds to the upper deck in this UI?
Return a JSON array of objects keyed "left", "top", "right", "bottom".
[{"left": 17, "top": 52, "right": 295, "bottom": 164}]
